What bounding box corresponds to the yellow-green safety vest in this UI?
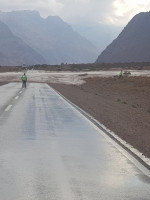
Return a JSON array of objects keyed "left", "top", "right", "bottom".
[{"left": 22, "top": 75, "right": 27, "bottom": 81}]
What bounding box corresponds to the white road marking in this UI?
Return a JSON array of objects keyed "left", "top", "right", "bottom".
[
  {"left": 19, "top": 91, "right": 22, "bottom": 94},
  {"left": 5, "top": 105, "right": 12, "bottom": 112},
  {"left": 15, "top": 96, "right": 19, "bottom": 100}
]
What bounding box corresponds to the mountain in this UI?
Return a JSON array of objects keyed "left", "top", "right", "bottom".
[
  {"left": 0, "top": 10, "right": 99, "bottom": 64},
  {"left": 0, "top": 20, "right": 45, "bottom": 66},
  {"left": 96, "top": 12, "right": 150, "bottom": 63}
]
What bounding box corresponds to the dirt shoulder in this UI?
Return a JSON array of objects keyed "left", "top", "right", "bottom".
[{"left": 49, "top": 76, "right": 150, "bottom": 158}]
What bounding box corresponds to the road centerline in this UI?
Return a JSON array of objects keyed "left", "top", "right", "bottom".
[
  {"left": 5, "top": 104, "right": 12, "bottom": 112},
  {"left": 15, "top": 96, "right": 19, "bottom": 100}
]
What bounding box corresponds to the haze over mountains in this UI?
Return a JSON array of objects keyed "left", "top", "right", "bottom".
[
  {"left": 73, "top": 24, "right": 122, "bottom": 52},
  {"left": 0, "top": 10, "right": 99, "bottom": 66},
  {"left": 0, "top": 20, "right": 45, "bottom": 66},
  {"left": 96, "top": 12, "right": 150, "bottom": 63},
  {"left": 1, "top": 10, "right": 149, "bottom": 66}
]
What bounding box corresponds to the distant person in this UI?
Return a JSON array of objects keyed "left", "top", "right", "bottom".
[
  {"left": 21, "top": 73, "right": 27, "bottom": 88},
  {"left": 119, "top": 70, "right": 123, "bottom": 78}
]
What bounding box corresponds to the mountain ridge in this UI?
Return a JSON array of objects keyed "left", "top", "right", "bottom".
[
  {"left": 0, "top": 20, "right": 45, "bottom": 66},
  {"left": 0, "top": 10, "right": 99, "bottom": 65}
]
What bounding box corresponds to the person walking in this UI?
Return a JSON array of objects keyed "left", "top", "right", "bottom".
[{"left": 21, "top": 73, "right": 27, "bottom": 88}]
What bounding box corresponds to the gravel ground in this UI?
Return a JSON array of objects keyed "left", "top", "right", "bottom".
[{"left": 49, "top": 76, "right": 150, "bottom": 158}]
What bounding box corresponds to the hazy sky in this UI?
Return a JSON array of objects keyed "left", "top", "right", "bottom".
[{"left": 0, "top": 0, "right": 150, "bottom": 26}]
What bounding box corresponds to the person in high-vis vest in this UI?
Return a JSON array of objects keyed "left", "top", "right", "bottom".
[
  {"left": 21, "top": 73, "right": 27, "bottom": 88},
  {"left": 119, "top": 70, "right": 123, "bottom": 78}
]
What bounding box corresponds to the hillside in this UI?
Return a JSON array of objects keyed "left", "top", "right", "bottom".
[
  {"left": 96, "top": 12, "right": 150, "bottom": 63},
  {"left": 0, "top": 10, "right": 99, "bottom": 64},
  {"left": 0, "top": 20, "right": 45, "bottom": 66}
]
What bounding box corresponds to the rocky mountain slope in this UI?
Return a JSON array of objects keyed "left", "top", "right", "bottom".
[
  {"left": 96, "top": 12, "right": 150, "bottom": 63},
  {"left": 0, "top": 10, "right": 99, "bottom": 65},
  {"left": 0, "top": 20, "right": 45, "bottom": 66}
]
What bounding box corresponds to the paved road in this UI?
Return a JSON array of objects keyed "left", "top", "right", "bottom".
[{"left": 0, "top": 83, "right": 150, "bottom": 200}]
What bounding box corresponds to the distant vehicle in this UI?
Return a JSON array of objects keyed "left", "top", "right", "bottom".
[{"left": 123, "top": 71, "right": 131, "bottom": 75}]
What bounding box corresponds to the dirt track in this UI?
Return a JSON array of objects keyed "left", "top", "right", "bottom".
[{"left": 49, "top": 76, "right": 150, "bottom": 158}]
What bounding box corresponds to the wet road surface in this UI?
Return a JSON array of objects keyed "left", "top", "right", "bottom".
[{"left": 0, "top": 83, "right": 150, "bottom": 200}]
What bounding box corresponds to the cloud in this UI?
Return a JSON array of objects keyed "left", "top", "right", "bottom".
[
  {"left": 110, "top": 0, "right": 150, "bottom": 25},
  {"left": 58, "top": 0, "right": 114, "bottom": 25},
  {"left": 58, "top": 0, "right": 150, "bottom": 26},
  {"left": 0, "top": 0, "right": 64, "bottom": 16},
  {"left": 0, "top": 0, "right": 150, "bottom": 26}
]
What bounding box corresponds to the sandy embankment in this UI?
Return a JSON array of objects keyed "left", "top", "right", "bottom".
[{"left": 50, "top": 76, "right": 150, "bottom": 159}]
